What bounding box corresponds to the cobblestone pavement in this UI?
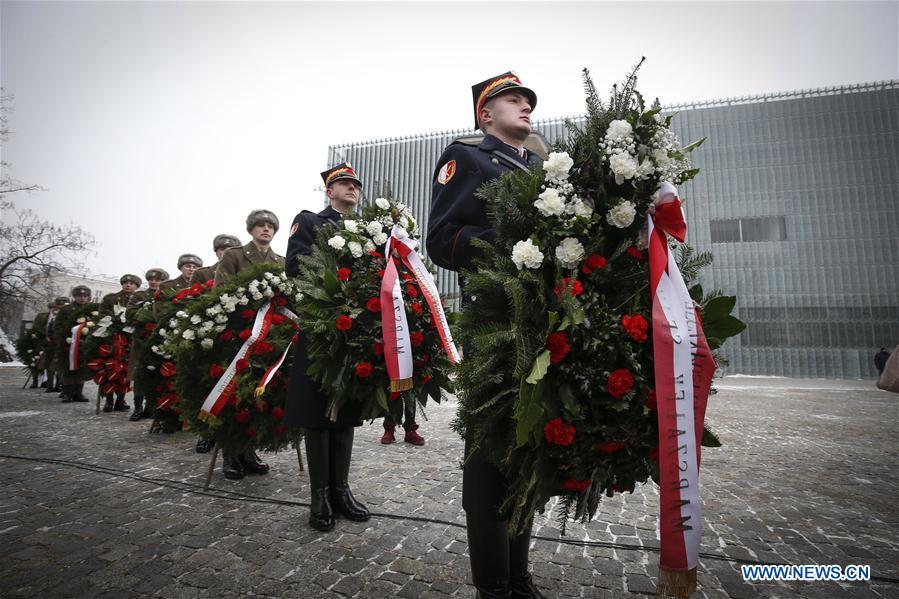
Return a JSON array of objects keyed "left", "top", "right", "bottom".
[{"left": 0, "top": 368, "right": 896, "bottom": 598}]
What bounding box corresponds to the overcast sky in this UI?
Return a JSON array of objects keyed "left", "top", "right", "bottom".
[{"left": 2, "top": 1, "right": 897, "bottom": 280}]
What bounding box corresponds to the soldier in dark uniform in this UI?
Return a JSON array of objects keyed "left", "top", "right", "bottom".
[
  {"left": 214, "top": 210, "right": 284, "bottom": 287},
  {"left": 128, "top": 268, "right": 169, "bottom": 421},
  {"left": 212, "top": 210, "right": 284, "bottom": 478},
  {"left": 193, "top": 234, "right": 242, "bottom": 286},
  {"left": 55, "top": 285, "right": 99, "bottom": 403},
  {"left": 427, "top": 72, "right": 545, "bottom": 599},
  {"left": 30, "top": 304, "right": 52, "bottom": 388},
  {"left": 98, "top": 274, "right": 142, "bottom": 413},
  {"left": 39, "top": 297, "right": 69, "bottom": 393},
  {"left": 160, "top": 255, "right": 202, "bottom": 291},
  {"left": 284, "top": 163, "right": 370, "bottom": 532}
]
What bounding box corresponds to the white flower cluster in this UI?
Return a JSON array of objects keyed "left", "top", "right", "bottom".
[
  {"left": 159, "top": 271, "right": 300, "bottom": 357},
  {"left": 606, "top": 200, "right": 637, "bottom": 229},
  {"left": 511, "top": 239, "right": 544, "bottom": 270},
  {"left": 326, "top": 196, "right": 418, "bottom": 257},
  {"left": 533, "top": 152, "right": 592, "bottom": 221},
  {"left": 600, "top": 113, "right": 692, "bottom": 188}
]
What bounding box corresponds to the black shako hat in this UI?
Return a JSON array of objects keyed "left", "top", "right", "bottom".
[
  {"left": 321, "top": 162, "right": 362, "bottom": 188},
  {"left": 471, "top": 71, "right": 537, "bottom": 129}
]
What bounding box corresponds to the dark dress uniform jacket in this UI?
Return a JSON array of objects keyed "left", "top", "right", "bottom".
[
  {"left": 426, "top": 133, "right": 541, "bottom": 520},
  {"left": 283, "top": 205, "right": 363, "bottom": 430}
]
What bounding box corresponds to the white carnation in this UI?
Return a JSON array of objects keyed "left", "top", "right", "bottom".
[
  {"left": 146, "top": 365, "right": 156, "bottom": 371},
  {"left": 511, "top": 239, "right": 545, "bottom": 270},
  {"left": 190, "top": 315, "right": 201, "bottom": 324},
  {"left": 635, "top": 158, "right": 655, "bottom": 180},
  {"left": 238, "top": 296, "right": 250, "bottom": 305},
  {"left": 609, "top": 152, "right": 638, "bottom": 184},
  {"left": 65, "top": 337, "right": 72, "bottom": 344},
  {"left": 375, "top": 197, "right": 390, "bottom": 210},
  {"left": 373, "top": 232, "right": 388, "bottom": 246},
  {"left": 534, "top": 188, "right": 566, "bottom": 217},
  {"left": 571, "top": 198, "right": 594, "bottom": 218},
  {"left": 606, "top": 201, "right": 637, "bottom": 229},
  {"left": 652, "top": 148, "right": 671, "bottom": 166},
  {"left": 348, "top": 241, "right": 363, "bottom": 258},
  {"left": 215, "top": 314, "right": 228, "bottom": 324},
  {"left": 543, "top": 151, "right": 574, "bottom": 182},
  {"left": 176, "top": 311, "right": 188, "bottom": 319},
  {"left": 168, "top": 319, "right": 178, "bottom": 328},
  {"left": 365, "top": 221, "right": 382, "bottom": 237},
  {"left": 263, "top": 272, "right": 275, "bottom": 281},
  {"left": 363, "top": 239, "right": 375, "bottom": 253},
  {"left": 91, "top": 311, "right": 99, "bottom": 317},
  {"left": 182, "top": 329, "right": 195, "bottom": 340},
  {"left": 343, "top": 220, "right": 359, "bottom": 234},
  {"left": 262, "top": 288, "right": 274, "bottom": 297},
  {"left": 606, "top": 119, "right": 633, "bottom": 143},
  {"left": 555, "top": 237, "right": 585, "bottom": 268},
  {"left": 328, "top": 235, "right": 346, "bottom": 250},
  {"left": 200, "top": 338, "right": 214, "bottom": 349}
]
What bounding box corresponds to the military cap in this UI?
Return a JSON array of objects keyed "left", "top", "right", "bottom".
[
  {"left": 145, "top": 268, "right": 169, "bottom": 281},
  {"left": 53, "top": 297, "right": 69, "bottom": 306},
  {"left": 177, "top": 254, "right": 203, "bottom": 268},
  {"left": 246, "top": 209, "right": 280, "bottom": 233},
  {"left": 213, "top": 234, "right": 242, "bottom": 251},
  {"left": 71, "top": 285, "right": 92, "bottom": 297},
  {"left": 120, "top": 273, "right": 142, "bottom": 286},
  {"left": 471, "top": 71, "right": 537, "bottom": 129},
  {"left": 321, "top": 162, "right": 362, "bottom": 188}
]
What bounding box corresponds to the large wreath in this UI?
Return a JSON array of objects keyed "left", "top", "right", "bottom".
[
  {"left": 163, "top": 264, "right": 304, "bottom": 453},
  {"left": 292, "top": 196, "right": 456, "bottom": 423},
  {"left": 15, "top": 323, "right": 43, "bottom": 378},
  {"left": 79, "top": 305, "right": 133, "bottom": 397},
  {"left": 53, "top": 302, "right": 101, "bottom": 375},
  {"left": 453, "top": 66, "right": 745, "bottom": 534}
]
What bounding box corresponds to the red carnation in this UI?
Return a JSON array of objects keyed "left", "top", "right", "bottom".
[
  {"left": 238, "top": 328, "right": 252, "bottom": 341},
  {"left": 645, "top": 389, "right": 657, "bottom": 410},
  {"left": 243, "top": 427, "right": 257, "bottom": 439},
  {"left": 369, "top": 251, "right": 382, "bottom": 259},
  {"left": 378, "top": 269, "right": 385, "bottom": 278},
  {"left": 271, "top": 295, "right": 287, "bottom": 307},
  {"left": 402, "top": 272, "right": 414, "bottom": 281},
  {"left": 336, "top": 315, "right": 353, "bottom": 331},
  {"left": 175, "top": 289, "right": 190, "bottom": 301},
  {"left": 627, "top": 246, "right": 644, "bottom": 260},
  {"left": 254, "top": 341, "right": 274, "bottom": 355},
  {"left": 240, "top": 309, "right": 256, "bottom": 320},
  {"left": 373, "top": 342, "right": 384, "bottom": 356},
  {"left": 607, "top": 368, "right": 634, "bottom": 398},
  {"left": 543, "top": 417, "right": 576, "bottom": 446},
  {"left": 596, "top": 441, "right": 627, "bottom": 453},
  {"left": 189, "top": 283, "right": 204, "bottom": 296},
  {"left": 410, "top": 302, "right": 423, "bottom": 315},
  {"left": 274, "top": 424, "right": 286, "bottom": 436},
  {"left": 98, "top": 344, "right": 113, "bottom": 357},
  {"left": 406, "top": 284, "right": 418, "bottom": 298},
  {"left": 235, "top": 409, "right": 250, "bottom": 424},
  {"left": 337, "top": 268, "right": 351, "bottom": 281},
  {"left": 621, "top": 314, "right": 649, "bottom": 343},
  {"left": 415, "top": 354, "right": 429, "bottom": 366},
  {"left": 235, "top": 358, "right": 249, "bottom": 373},
  {"left": 271, "top": 313, "right": 286, "bottom": 325},
  {"left": 160, "top": 361, "right": 177, "bottom": 378},
  {"left": 410, "top": 331, "right": 424, "bottom": 347},
  {"left": 553, "top": 277, "right": 584, "bottom": 297},
  {"left": 581, "top": 253, "right": 608, "bottom": 274},
  {"left": 219, "top": 330, "right": 234, "bottom": 342},
  {"left": 420, "top": 374, "right": 433, "bottom": 385},
  {"left": 272, "top": 406, "right": 285, "bottom": 421},
  {"left": 144, "top": 322, "right": 155, "bottom": 332},
  {"left": 562, "top": 479, "right": 591, "bottom": 493},
  {"left": 366, "top": 297, "right": 381, "bottom": 313},
  {"left": 204, "top": 279, "right": 214, "bottom": 289},
  {"left": 546, "top": 332, "right": 570, "bottom": 364},
  {"left": 209, "top": 363, "right": 224, "bottom": 379},
  {"left": 355, "top": 362, "right": 373, "bottom": 378}
]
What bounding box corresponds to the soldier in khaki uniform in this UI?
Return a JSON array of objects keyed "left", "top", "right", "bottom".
[
  {"left": 160, "top": 255, "right": 202, "bottom": 291},
  {"left": 28, "top": 305, "right": 52, "bottom": 388},
  {"left": 98, "top": 274, "right": 143, "bottom": 413},
  {"left": 55, "top": 285, "right": 99, "bottom": 403},
  {"left": 194, "top": 234, "right": 242, "bottom": 286},
  {"left": 39, "top": 297, "right": 69, "bottom": 393},
  {"left": 128, "top": 268, "right": 169, "bottom": 421},
  {"left": 212, "top": 209, "right": 284, "bottom": 479},
  {"left": 214, "top": 210, "right": 285, "bottom": 288}
]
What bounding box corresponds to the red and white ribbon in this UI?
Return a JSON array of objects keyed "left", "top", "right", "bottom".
[
  {"left": 380, "top": 226, "right": 459, "bottom": 392},
  {"left": 68, "top": 323, "right": 86, "bottom": 371},
  {"left": 649, "top": 182, "right": 716, "bottom": 598},
  {"left": 199, "top": 301, "right": 276, "bottom": 421}
]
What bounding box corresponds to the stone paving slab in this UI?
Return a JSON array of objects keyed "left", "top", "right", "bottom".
[{"left": 0, "top": 367, "right": 896, "bottom": 598}]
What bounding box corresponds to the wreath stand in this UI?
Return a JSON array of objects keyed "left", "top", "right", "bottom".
[{"left": 202, "top": 441, "right": 304, "bottom": 491}]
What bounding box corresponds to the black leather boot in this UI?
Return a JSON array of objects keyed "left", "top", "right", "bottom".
[
  {"left": 509, "top": 524, "right": 545, "bottom": 598},
  {"left": 113, "top": 393, "right": 130, "bottom": 411},
  {"left": 328, "top": 427, "right": 370, "bottom": 522},
  {"left": 467, "top": 513, "right": 512, "bottom": 599},
  {"left": 30, "top": 373, "right": 39, "bottom": 388},
  {"left": 239, "top": 450, "right": 269, "bottom": 474},
  {"left": 129, "top": 397, "right": 144, "bottom": 421},
  {"left": 222, "top": 451, "right": 244, "bottom": 480},
  {"left": 196, "top": 437, "right": 214, "bottom": 453},
  {"left": 304, "top": 429, "right": 335, "bottom": 531},
  {"left": 141, "top": 399, "right": 153, "bottom": 418},
  {"left": 72, "top": 383, "right": 89, "bottom": 402},
  {"left": 102, "top": 395, "right": 114, "bottom": 412},
  {"left": 59, "top": 384, "right": 74, "bottom": 403}
]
